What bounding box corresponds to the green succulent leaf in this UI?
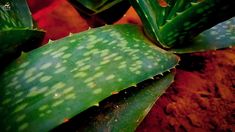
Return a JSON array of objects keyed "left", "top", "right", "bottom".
[
  {"left": 0, "top": 0, "right": 45, "bottom": 65},
  {"left": 171, "top": 17, "right": 235, "bottom": 53},
  {"left": 130, "top": 0, "right": 235, "bottom": 48},
  {"left": 0, "top": 24, "right": 179, "bottom": 132},
  {"left": 0, "top": 29, "right": 45, "bottom": 64},
  {"left": 69, "top": 0, "right": 125, "bottom": 15},
  {"left": 0, "top": 0, "right": 33, "bottom": 30},
  {"left": 53, "top": 71, "right": 175, "bottom": 132}
]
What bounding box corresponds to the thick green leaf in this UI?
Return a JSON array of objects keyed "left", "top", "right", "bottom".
[
  {"left": 130, "top": 0, "right": 235, "bottom": 48},
  {"left": 69, "top": 0, "right": 124, "bottom": 15},
  {"left": 0, "top": 24, "right": 179, "bottom": 132},
  {"left": 53, "top": 71, "right": 175, "bottom": 132},
  {"left": 0, "top": 29, "right": 45, "bottom": 64},
  {"left": 171, "top": 17, "right": 235, "bottom": 53},
  {"left": 129, "top": 0, "right": 162, "bottom": 47},
  {"left": 0, "top": 0, "right": 44, "bottom": 66},
  {"left": 0, "top": 0, "right": 33, "bottom": 30}
]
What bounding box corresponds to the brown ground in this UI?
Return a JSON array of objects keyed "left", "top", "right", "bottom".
[{"left": 137, "top": 48, "right": 235, "bottom": 131}]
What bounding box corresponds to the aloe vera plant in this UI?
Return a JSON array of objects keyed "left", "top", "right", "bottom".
[
  {"left": 0, "top": 0, "right": 234, "bottom": 131},
  {"left": 0, "top": 0, "right": 44, "bottom": 66},
  {"left": 130, "top": 0, "right": 235, "bottom": 48},
  {"left": 0, "top": 24, "right": 179, "bottom": 131}
]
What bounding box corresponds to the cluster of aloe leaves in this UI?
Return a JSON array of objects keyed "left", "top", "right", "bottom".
[
  {"left": 0, "top": 0, "right": 44, "bottom": 67},
  {"left": 0, "top": 0, "right": 234, "bottom": 131}
]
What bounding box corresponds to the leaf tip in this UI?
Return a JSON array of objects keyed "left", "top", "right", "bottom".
[
  {"left": 48, "top": 39, "right": 54, "bottom": 44},
  {"left": 93, "top": 103, "right": 99, "bottom": 107},
  {"left": 69, "top": 32, "right": 73, "bottom": 36}
]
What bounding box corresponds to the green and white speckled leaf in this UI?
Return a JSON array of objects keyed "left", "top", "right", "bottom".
[
  {"left": 53, "top": 71, "right": 175, "bottom": 132},
  {"left": 0, "top": 0, "right": 33, "bottom": 30},
  {"left": 0, "top": 29, "right": 45, "bottom": 63},
  {"left": 69, "top": 0, "right": 124, "bottom": 15},
  {"left": 171, "top": 17, "right": 235, "bottom": 53},
  {"left": 0, "top": 0, "right": 45, "bottom": 64},
  {"left": 130, "top": 0, "right": 235, "bottom": 48},
  {"left": 0, "top": 24, "right": 179, "bottom": 132}
]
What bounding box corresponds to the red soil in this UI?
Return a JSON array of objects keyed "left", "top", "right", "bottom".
[
  {"left": 137, "top": 49, "right": 235, "bottom": 131},
  {"left": 28, "top": 0, "right": 89, "bottom": 44}
]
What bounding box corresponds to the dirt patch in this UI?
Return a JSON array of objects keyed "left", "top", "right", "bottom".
[{"left": 137, "top": 48, "right": 235, "bottom": 131}]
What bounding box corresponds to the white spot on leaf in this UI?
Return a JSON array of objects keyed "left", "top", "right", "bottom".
[
  {"left": 19, "top": 62, "right": 30, "bottom": 68},
  {"left": 16, "top": 114, "right": 26, "bottom": 122},
  {"left": 40, "top": 76, "right": 52, "bottom": 83},
  {"left": 62, "top": 53, "right": 72, "bottom": 59},
  {"left": 18, "top": 123, "right": 29, "bottom": 131},
  {"left": 106, "top": 74, "right": 115, "bottom": 80},
  {"left": 55, "top": 67, "right": 66, "bottom": 74},
  {"left": 40, "top": 63, "right": 52, "bottom": 70},
  {"left": 93, "top": 88, "right": 102, "bottom": 94},
  {"left": 52, "top": 100, "right": 64, "bottom": 107},
  {"left": 13, "top": 103, "right": 28, "bottom": 113}
]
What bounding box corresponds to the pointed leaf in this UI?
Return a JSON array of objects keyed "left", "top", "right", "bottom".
[
  {"left": 53, "top": 71, "right": 175, "bottom": 132},
  {"left": 129, "top": 0, "right": 163, "bottom": 47},
  {"left": 0, "top": 0, "right": 33, "bottom": 30},
  {"left": 0, "top": 24, "right": 179, "bottom": 132},
  {"left": 130, "top": 0, "right": 235, "bottom": 48},
  {"left": 171, "top": 17, "right": 235, "bottom": 53},
  {"left": 0, "top": 29, "right": 45, "bottom": 64},
  {"left": 0, "top": 0, "right": 44, "bottom": 65}
]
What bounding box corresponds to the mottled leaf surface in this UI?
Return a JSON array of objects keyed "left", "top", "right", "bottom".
[
  {"left": 171, "top": 17, "right": 235, "bottom": 53},
  {"left": 0, "top": 0, "right": 44, "bottom": 64},
  {"left": 53, "top": 71, "right": 175, "bottom": 132},
  {"left": 0, "top": 24, "right": 179, "bottom": 132},
  {"left": 130, "top": 0, "right": 235, "bottom": 48},
  {"left": 0, "top": 0, "right": 33, "bottom": 29}
]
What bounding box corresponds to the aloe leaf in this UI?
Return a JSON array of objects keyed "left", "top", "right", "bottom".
[
  {"left": 166, "top": 0, "right": 196, "bottom": 21},
  {"left": 69, "top": 0, "right": 124, "bottom": 15},
  {"left": 0, "top": 0, "right": 33, "bottom": 29},
  {"left": 53, "top": 71, "right": 175, "bottom": 132},
  {"left": 0, "top": 0, "right": 45, "bottom": 65},
  {"left": 0, "top": 24, "right": 179, "bottom": 132},
  {"left": 0, "top": 29, "right": 45, "bottom": 64},
  {"left": 129, "top": 0, "right": 162, "bottom": 47},
  {"left": 163, "top": 0, "right": 177, "bottom": 22},
  {"left": 130, "top": 0, "right": 235, "bottom": 48},
  {"left": 171, "top": 17, "right": 235, "bottom": 54}
]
